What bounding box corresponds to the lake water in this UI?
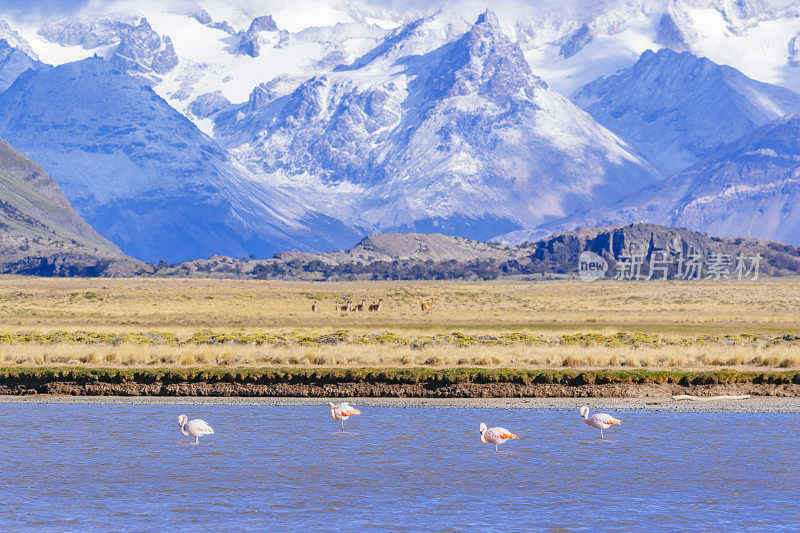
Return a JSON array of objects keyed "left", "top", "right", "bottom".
[{"left": 0, "top": 404, "right": 798, "bottom": 531}]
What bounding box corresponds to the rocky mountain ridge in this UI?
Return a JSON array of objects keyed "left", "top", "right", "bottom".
[{"left": 156, "top": 224, "right": 800, "bottom": 280}]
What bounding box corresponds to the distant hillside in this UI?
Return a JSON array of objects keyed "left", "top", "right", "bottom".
[
  {"left": 524, "top": 223, "right": 799, "bottom": 278},
  {"left": 275, "top": 233, "right": 522, "bottom": 264},
  {"left": 0, "top": 138, "right": 143, "bottom": 276},
  {"left": 155, "top": 224, "right": 800, "bottom": 280}
]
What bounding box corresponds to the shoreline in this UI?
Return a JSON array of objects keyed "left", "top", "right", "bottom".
[
  {"left": 2, "top": 395, "right": 800, "bottom": 412},
  {"left": 2, "top": 367, "right": 800, "bottom": 400}
]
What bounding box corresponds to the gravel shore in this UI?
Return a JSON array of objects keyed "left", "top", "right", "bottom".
[{"left": 2, "top": 395, "right": 800, "bottom": 412}]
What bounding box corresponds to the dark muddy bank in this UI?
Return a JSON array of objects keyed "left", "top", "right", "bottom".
[{"left": 2, "top": 367, "right": 800, "bottom": 397}]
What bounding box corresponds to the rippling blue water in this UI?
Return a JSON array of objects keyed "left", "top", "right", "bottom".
[{"left": 1, "top": 404, "right": 798, "bottom": 531}]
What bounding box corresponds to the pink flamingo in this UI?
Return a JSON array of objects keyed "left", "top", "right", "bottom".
[
  {"left": 479, "top": 422, "right": 519, "bottom": 451},
  {"left": 328, "top": 402, "right": 361, "bottom": 431},
  {"left": 178, "top": 414, "right": 214, "bottom": 444},
  {"left": 579, "top": 406, "right": 621, "bottom": 439}
]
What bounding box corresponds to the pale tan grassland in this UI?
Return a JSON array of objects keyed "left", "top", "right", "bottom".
[
  {"left": 1, "top": 342, "right": 799, "bottom": 370},
  {"left": 0, "top": 275, "right": 798, "bottom": 369}
]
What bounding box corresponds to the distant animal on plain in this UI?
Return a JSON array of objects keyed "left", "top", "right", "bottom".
[
  {"left": 356, "top": 299, "right": 365, "bottom": 311},
  {"left": 421, "top": 299, "right": 435, "bottom": 314},
  {"left": 312, "top": 300, "right": 317, "bottom": 313},
  {"left": 479, "top": 422, "right": 519, "bottom": 452},
  {"left": 328, "top": 402, "right": 362, "bottom": 432},
  {"left": 339, "top": 301, "right": 350, "bottom": 312},
  {"left": 178, "top": 414, "right": 214, "bottom": 444},
  {"left": 579, "top": 406, "right": 621, "bottom": 439},
  {"left": 369, "top": 299, "right": 382, "bottom": 312}
]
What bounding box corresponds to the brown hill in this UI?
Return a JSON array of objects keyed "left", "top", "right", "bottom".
[{"left": 275, "top": 232, "right": 521, "bottom": 264}]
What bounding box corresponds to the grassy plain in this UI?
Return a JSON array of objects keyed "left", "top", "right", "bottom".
[{"left": 0, "top": 276, "right": 798, "bottom": 370}]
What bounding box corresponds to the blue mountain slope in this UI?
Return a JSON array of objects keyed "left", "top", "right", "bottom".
[
  {"left": 0, "top": 57, "right": 357, "bottom": 262},
  {"left": 574, "top": 49, "right": 800, "bottom": 175},
  {"left": 502, "top": 113, "right": 800, "bottom": 247}
]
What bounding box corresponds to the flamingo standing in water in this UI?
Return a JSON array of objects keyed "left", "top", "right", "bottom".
[
  {"left": 579, "top": 406, "right": 621, "bottom": 439},
  {"left": 178, "top": 415, "right": 214, "bottom": 444},
  {"left": 479, "top": 422, "right": 519, "bottom": 451},
  {"left": 328, "top": 402, "right": 361, "bottom": 432}
]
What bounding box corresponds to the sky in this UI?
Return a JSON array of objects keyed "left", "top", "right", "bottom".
[
  {"left": 0, "top": 0, "right": 633, "bottom": 19},
  {"left": 0, "top": 0, "right": 91, "bottom": 16}
]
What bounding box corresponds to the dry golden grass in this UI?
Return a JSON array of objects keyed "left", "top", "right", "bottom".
[
  {"left": 1, "top": 342, "right": 799, "bottom": 370},
  {"left": 0, "top": 275, "right": 799, "bottom": 333},
  {"left": 0, "top": 275, "right": 799, "bottom": 369}
]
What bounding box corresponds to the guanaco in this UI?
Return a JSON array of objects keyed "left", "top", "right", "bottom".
[
  {"left": 339, "top": 301, "right": 350, "bottom": 312},
  {"left": 312, "top": 300, "right": 317, "bottom": 313},
  {"left": 356, "top": 299, "right": 365, "bottom": 311},
  {"left": 421, "top": 298, "right": 435, "bottom": 314},
  {"left": 369, "top": 299, "right": 383, "bottom": 312}
]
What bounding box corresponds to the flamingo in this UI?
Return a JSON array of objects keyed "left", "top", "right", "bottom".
[
  {"left": 479, "top": 422, "right": 519, "bottom": 451},
  {"left": 178, "top": 414, "right": 214, "bottom": 444},
  {"left": 328, "top": 402, "right": 361, "bottom": 432},
  {"left": 579, "top": 406, "right": 621, "bottom": 439}
]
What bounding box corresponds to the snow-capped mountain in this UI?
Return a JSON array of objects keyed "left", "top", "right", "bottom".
[
  {"left": 0, "top": 1, "right": 799, "bottom": 255},
  {"left": 211, "top": 11, "right": 658, "bottom": 240},
  {"left": 573, "top": 48, "right": 800, "bottom": 175},
  {"left": 0, "top": 57, "right": 358, "bottom": 262},
  {"left": 6, "top": 1, "right": 800, "bottom": 122},
  {"left": 39, "top": 17, "right": 179, "bottom": 84}
]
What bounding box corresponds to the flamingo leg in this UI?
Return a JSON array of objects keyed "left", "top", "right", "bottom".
[
  {"left": 195, "top": 436, "right": 199, "bottom": 444},
  {"left": 600, "top": 430, "right": 604, "bottom": 439},
  {"left": 495, "top": 444, "right": 498, "bottom": 452}
]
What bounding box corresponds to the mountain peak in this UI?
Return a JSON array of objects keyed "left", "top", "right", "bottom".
[
  {"left": 249, "top": 15, "right": 278, "bottom": 33},
  {"left": 442, "top": 8, "right": 545, "bottom": 99},
  {"left": 110, "top": 17, "right": 178, "bottom": 78},
  {"left": 655, "top": 12, "right": 690, "bottom": 52},
  {"left": 467, "top": 8, "right": 506, "bottom": 41},
  {"left": 0, "top": 38, "right": 43, "bottom": 92},
  {"left": 474, "top": 9, "right": 499, "bottom": 28},
  {"left": 574, "top": 49, "right": 800, "bottom": 175},
  {"left": 0, "top": 20, "right": 38, "bottom": 60},
  {"left": 635, "top": 48, "right": 712, "bottom": 69}
]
